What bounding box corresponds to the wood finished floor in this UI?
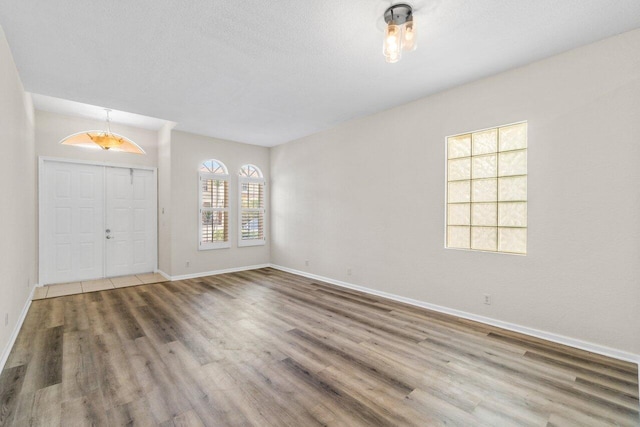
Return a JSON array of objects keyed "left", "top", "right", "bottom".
[{"left": 0, "top": 268, "right": 637, "bottom": 426}]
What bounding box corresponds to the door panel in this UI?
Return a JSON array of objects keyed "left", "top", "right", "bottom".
[
  {"left": 42, "top": 161, "right": 157, "bottom": 285},
  {"left": 105, "top": 167, "right": 156, "bottom": 277},
  {"left": 43, "top": 161, "right": 104, "bottom": 284}
]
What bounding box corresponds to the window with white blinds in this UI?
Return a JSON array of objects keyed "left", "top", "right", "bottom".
[
  {"left": 238, "top": 164, "right": 266, "bottom": 247},
  {"left": 199, "top": 159, "right": 230, "bottom": 250},
  {"left": 446, "top": 122, "right": 527, "bottom": 254}
]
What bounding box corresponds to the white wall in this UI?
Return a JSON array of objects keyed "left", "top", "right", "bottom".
[
  {"left": 34, "top": 110, "right": 159, "bottom": 168},
  {"left": 271, "top": 29, "right": 640, "bottom": 356},
  {"left": 169, "top": 131, "right": 270, "bottom": 277},
  {"left": 0, "top": 28, "right": 36, "bottom": 363},
  {"left": 158, "top": 123, "right": 173, "bottom": 275}
]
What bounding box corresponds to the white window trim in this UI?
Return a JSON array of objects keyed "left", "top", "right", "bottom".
[
  {"left": 238, "top": 175, "right": 266, "bottom": 247},
  {"left": 199, "top": 170, "right": 231, "bottom": 250}
]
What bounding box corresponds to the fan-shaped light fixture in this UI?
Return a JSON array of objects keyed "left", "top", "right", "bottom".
[
  {"left": 383, "top": 3, "right": 417, "bottom": 63},
  {"left": 59, "top": 109, "right": 145, "bottom": 154}
]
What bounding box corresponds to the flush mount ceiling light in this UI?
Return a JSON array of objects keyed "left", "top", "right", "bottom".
[
  {"left": 383, "top": 3, "right": 416, "bottom": 63},
  {"left": 59, "top": 109, "right": 145, "bottom": 154}
]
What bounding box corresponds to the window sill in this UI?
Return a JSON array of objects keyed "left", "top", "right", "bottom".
[
  {"left": 199, "top": 243, "right": 231, "bottom": 251},
  {"left": 238, "top": 239, "right": 266, "bottom": 248}
]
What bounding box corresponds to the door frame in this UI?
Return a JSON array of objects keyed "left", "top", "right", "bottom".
[{"left": 38, "top": 156, "right": 158, "bottom": 285}]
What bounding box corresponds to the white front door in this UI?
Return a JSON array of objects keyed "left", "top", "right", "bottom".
[
  {"left": 40, "top": 160, "right": 157, "bottom": 285},
  {"left": 105, "top": 167, "right": 157, "bottom": 277},
  {"left": 42, "top": 161, "right": 105, "bottom": 284}
]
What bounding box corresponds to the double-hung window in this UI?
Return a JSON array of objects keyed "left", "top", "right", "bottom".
[
  {"left": 238, "top": 164, "right": 266, "bottom": 247},
  {"left": 199, "top": 159, "right": 230, "bottom": 250}
]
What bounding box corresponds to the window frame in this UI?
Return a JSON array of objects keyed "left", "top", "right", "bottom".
[
  {"left": 238, "top": 164, "right": 266, "bottom": 247},
  {"left": 445, "top": 121, "right": 528, "bottom": 255},
  {"left": 198, "top": 160, "right": 231, "bottom": 250}
]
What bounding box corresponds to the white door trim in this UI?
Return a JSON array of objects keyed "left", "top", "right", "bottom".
[
  {"left": 38, "top": 157, "right": 158, "bottom": 285},
  {"left": 38, "top": 156, "right": 157, "bottom": 171}
]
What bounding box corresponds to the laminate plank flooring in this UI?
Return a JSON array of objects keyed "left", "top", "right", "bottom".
[{"left": 1, "top": 268, "right": 638, "bottom": 426}]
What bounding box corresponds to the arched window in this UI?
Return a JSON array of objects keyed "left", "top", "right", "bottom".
[
  {"left": 238, "top": 164, "right": 266, "bottom": 246},
  {"left": 200, "top": 159, "right": 227, "bottom": 175},
  {"left": 199, "top": 159, "right": 230, "bottom": 249},
  {"left": 239, "top": 164, "right": 262, "bottom": 178}
]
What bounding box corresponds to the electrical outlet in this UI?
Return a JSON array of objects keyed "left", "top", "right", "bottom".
[
  {"left": 4, "top": 313, "right": 8, "bottom": 327},
  {"left": 347, "top": 268, "right": 352, "bottom": 276},
  {"left": 185, "top": 261, "right": 190, "bottom": 268},
  {"left": 305, "top": 260, "right": 310, "bottom": 267},
  {"left": 484, "top": 294, "right": 491, "bottom": 305}
]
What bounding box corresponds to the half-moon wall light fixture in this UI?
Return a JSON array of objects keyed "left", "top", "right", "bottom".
[
  {"left": 59, "top": 109, "right": 145, "bottom": 154},
  {"left": 383, "top": 3, "right": 416, "bottom": 63}
]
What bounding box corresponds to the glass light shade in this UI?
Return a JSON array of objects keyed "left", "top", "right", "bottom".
[
  {"left": 385, "top": 50, "right": 401, "bottom": 63},
  {"left": 383, "top": 24, "right": 403, "bottom": 62},
  {"left": 88, "top": 132, "right": 124, "bottom": 149},
  {"left": 60, "top": 131, "right": 146, "bottom": 154},
  {"left": 402, "top": 20, "right": 416, "bottom": 51}
]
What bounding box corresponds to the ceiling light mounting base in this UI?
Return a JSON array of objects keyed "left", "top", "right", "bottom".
[{"left": 384, "top": 3, "right": 413, "bottom": 26}]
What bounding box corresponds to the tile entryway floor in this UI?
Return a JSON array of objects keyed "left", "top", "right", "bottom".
[{"left": 32, "top": 273, "right": 166, "bottom": 300}]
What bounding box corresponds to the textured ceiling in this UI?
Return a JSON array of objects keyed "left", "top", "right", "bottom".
[{"left": 1, "top": 1, "right": 640, "bottom": 146}]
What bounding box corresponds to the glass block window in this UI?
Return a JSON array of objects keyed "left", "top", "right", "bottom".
[
  {"left": 238, "top": 164, "right": 266, "bottom": 247},
  {"left": 446, "top": 122, "right": 527, "bottom": 254},
  {"left": 199, "top": 159, "right": 230, "bottom": 250}
]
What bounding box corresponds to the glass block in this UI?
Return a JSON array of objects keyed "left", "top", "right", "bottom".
[
  {"left": 471, "top": 226, "right": 497, "bottom": 251},
  {"left": 448, "top": 181, "right": 471, "bottom": 203},
  {"left": 448, "top": 158, "right": 471, "bottom": 181},
  {"left": 472, "top": 129, "right": 497, "bottom": 155},
  {"left": 472, "top": 154, "right": 497, "bottom": 179},
  {"left": 498, "top": 176, "right": 527, "bottom": 201},
  {"left": 498, "top": 150, "right": 527, "bottom": 177},
  {"left": 498, "top": 228, "right": 527, "bottom": 254},
  {"left": 447, "top": 226, "right": 470, "bottom": 249},
  {"left": 472, "top": 179, "right": 497, "bottom": 202},
  {"left": 499, "top": 123, "right": 527, "bottom": 151},
  {"left": 448, "top": 203, "right": 470, "bottom": 226},
  {"left": 472, "top": 203, "right": 497, "bottom": 226},
  {"left": 448, "top": 134, "right": 471, "bottom": 159},
  {"left": 498, "top": 202, "right": 527, "bottom": 227}
]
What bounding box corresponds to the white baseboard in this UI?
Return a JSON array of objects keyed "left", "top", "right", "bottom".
[
  {"left": 0, "top": 286, "right": 35, "bottom": 373},
  {"left": 156, "top": 270, "right": 171, "bottom": 281},
  {"left": 270, "top": 264, "right": 640, "bottom": 365},
  {"left": 162, "top": 264, "right": 271, "bottom": 281}
]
